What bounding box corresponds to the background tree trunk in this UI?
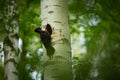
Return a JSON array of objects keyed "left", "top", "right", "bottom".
[
  {"left": 41, "top": 0, "right": 72, "bottom": 80},
  {"left": 3, "top": 0, "right": 19, "bottom": 80}
]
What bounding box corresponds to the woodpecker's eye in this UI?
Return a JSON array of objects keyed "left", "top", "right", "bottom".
[{"left": 46, "top": 24, "right": 52, "bottom": 35}]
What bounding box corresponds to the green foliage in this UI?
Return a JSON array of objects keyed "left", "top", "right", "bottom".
[
  {"left": 69, "top": 0, "right": 94, "bottom": 14},
  {"left": 70, "top": 0, "right": 120, "bottom": 80},
  {"left": 19, "top": 8, "right": 40, "bottom": 38},
  {"left": 18, "top": 0, "right": 42, "bottom": 80},
  {"left": 1, "top": 0, "right": 120, "bottom": 79},
  {"left": 0, "top": 61, "right": 3, "bottom": 80},
  {"left": 73, "top": 54, "right": 92, "bottom": 80},
  {"left": 0, "top": 0, "right": 5, "bottom": 41},
  {"left": 18, "top": 50, "right": 42, "bottom": 80}
]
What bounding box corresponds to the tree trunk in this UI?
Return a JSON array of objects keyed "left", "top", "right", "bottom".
[
  {"left": 3, "top": 0, "right": 19, "bottom": 80},
  {"left": 41, "top": 0, "right": 72, "bottom": 80}
]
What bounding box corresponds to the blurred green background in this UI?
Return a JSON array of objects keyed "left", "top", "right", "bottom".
[{"left": 0, "top": 0, "right": 120, "bottom": 80}]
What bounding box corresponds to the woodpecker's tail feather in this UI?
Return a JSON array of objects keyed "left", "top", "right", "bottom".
[{"left": 46, "top": 46, "right": 55, "bottom": 58}]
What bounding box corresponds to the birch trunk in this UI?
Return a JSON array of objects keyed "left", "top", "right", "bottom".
[
  {"left": 3, "top": 0, "right": 19, "bottom": 80},
  {"left": 41, "top": 0, "right": 72, "bottom": 80}
]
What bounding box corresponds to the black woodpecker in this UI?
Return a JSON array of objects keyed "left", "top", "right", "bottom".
[{"left": 34, "top": 24, "right": 55, "bottom": 58}]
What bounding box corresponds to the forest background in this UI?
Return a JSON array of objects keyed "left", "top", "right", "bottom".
[{"left": 0, "top": 0, "right": 120, "bottom": 80}]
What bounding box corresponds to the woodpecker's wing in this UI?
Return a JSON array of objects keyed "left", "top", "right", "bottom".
[{"left": 40, "top": 31, "right": 51, "bottom": 48}]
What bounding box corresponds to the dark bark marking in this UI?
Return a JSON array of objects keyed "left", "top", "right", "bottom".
[
  {"left": 11, "top": 33, "right": 19, "bottom": 39},
  {"left": 13, "top": 71, "right": 18, "bottom": 75},
  {"left": 45, "top": 5, "right": 48, "bottom": 8},
  {"left": 10, "top": 53, "right": 12, "bottom": 56},
  {"left": 4, "top": 58, "right": 18, "bottom": 68},
  {"left": 52, "top": 38, "right": 70, "bottom": 47},
  {"left": 42, "top": 17, "right": 47, "bottom": 21},
  {"left": 48, "top": 11, "right": 54, "bottom": 14},
  {"left": 4, "top": 37, "right": 13, "bottom": 49},
  {"left": 4, "top": 76, "right": 8, "bottom": 80},
  {"left": 61, "top": 38, "right": 70, "bottom": 46},
  {"left": 53, "top": 21, "right": 62, "bottom": 23},
  {"left": 53, "top": 5, "right": 62, "bottom": 7},
  {"left": 4, "top": 36, "right": 17, "bottom": 52},
  {"left": 44, "top": 55, "right": 71, "bottom": 66}
]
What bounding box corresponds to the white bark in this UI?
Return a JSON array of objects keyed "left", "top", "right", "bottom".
[
  {"left": 41, "top": 0, "right": 72, "bottom": 80},
  {"left": 4, "top": 0, "right": 19, "bottom": 80}
]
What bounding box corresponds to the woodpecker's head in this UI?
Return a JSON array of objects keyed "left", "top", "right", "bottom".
[{"left": 34, "top": 27, "right": 41, "bottom": 33}]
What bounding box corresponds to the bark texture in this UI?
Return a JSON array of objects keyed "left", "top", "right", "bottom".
[
  {"left": 41, "top": 0, "right": 72, "bottom": 80},
  {"left": 4, "top": 0, "right": 19, "bottom": 80}
]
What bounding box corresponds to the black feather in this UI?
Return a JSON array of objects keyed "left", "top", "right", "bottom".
[{"left": 34, "top": 27, "right": 55, "bottom": 58}]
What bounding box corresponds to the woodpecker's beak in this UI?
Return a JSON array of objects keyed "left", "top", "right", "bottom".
[{"left": 34, "top": 27, "right": 41, "bottom": 33}]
